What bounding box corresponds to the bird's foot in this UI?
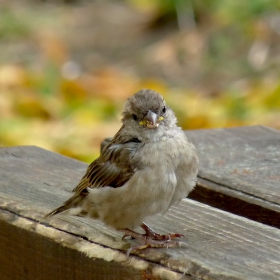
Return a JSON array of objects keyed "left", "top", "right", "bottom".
[
  {"left": 140, "top": 222, "right": 184, "bottom": 241},
  {"left": 121, "top": 224, "right": 184, "bottom": 242},
  {"left": 121, "top": 222, "right": 186, "bottom": 256},
  {"left": 125, "top": 238, "right": 187, "bottom": 256}
]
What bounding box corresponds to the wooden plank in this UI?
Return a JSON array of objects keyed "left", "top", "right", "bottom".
[
  {"left": 185, "top": 126, "right": 280, "bottom": 227},
  {"left": 186, "top": 126, "right": 280, "bottom": 204},
  {"left": 0, "top": 209, "right": 185, "bottom": 280},
  {"left": 1, "top": 145, "right": 280, "bottom": 279},
  {"left": 189, "top": 178, "right": 280, "bottom": 228}
]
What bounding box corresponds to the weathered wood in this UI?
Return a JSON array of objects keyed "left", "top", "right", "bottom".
[
  {"left": 0, "top": 210, "right": 151, "bottom": 280},
  {"left": 187, "top": 125, "right": 280, "bottom": 204},
  {"left": 185, "top": 126, "right": 280, "bottom": 228},
  {"left": 189, "top": 178, "right": 280, "bottom": 228},
  {"left": 0, "top": 209, "right": 184, "bottom": 280},
  {"left": 1, "top": 144, "right": 280, "bottom": 279}
]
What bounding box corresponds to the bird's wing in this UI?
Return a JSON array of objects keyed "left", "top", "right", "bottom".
[{"left": 73, "top": 126, "right": 142, "bottom": 194}]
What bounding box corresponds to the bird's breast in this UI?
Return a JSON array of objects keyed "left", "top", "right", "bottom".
[{"left": 134, "top": 136, "right": 181, "bottom": 170}]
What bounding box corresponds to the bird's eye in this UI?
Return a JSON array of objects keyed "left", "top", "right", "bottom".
[
  {"left": 162, "top": 106, "right": 166, "bottom": 114},
  {"left": 132, "top": 114, "right": 138, "bottom": 121}
]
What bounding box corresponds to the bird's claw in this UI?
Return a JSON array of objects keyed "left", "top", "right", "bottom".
[
  {"left": 122, "top": 223, "right": 186, "bottom": 256},
  {"left": 141, "top": 222, "right": 184, "bottom": 241}
]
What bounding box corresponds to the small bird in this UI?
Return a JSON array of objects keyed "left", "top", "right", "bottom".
[{"left": 46, "top": 89, "right": 199, "bottom": 252}]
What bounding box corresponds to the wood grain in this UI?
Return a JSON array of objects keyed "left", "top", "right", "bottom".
[
  {"left": 0, "top": 145, "right": 280, "bottom": 279},
  {"left": 185, "top": 126, "right": 280, "bottom": 228},
  {"left": 0, "top": 211, "right": 137, "bottom": 280},
  {"left": 186, "top": 126, "right": 280, "bottom": 204}
]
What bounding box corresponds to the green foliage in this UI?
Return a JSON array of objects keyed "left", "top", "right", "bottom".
[
  {"left": 0, "top": 7, "right": 30, "bottom": 39},
  {"left": 0, "top": 1, "right": 280, "bottom": 162}
]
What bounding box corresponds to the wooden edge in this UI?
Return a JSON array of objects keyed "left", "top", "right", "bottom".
[
  {"left": 190, "top": 177, "right": 280, "bottom": 228},
  {"left": 2, "top": 191, "right": 280, "bottom": 279},
  {"left": 0, "top": 208, "right": 190, "bottom": 280}
]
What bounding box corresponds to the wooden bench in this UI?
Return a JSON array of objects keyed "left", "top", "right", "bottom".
[{"left": 1, "top": 125, "right": 280, "bottom": 279}]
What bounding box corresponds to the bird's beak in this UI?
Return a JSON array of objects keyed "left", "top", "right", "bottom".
[
  {"left": 143, "top": 110, "right": 160, "bottom": 129},
  {"left": 140, "top": 111, "right": 162, "bottom": 128}
]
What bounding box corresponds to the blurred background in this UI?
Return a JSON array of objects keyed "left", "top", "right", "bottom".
[{"left": 1, "top": 0, "right": 280, "bottom": 162}]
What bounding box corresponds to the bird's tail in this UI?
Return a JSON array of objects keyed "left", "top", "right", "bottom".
[{"left": 45, "top": 191, "right": 88, "bottom": 218}]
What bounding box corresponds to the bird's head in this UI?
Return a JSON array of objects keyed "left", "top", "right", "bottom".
[{"left": 122, "top": 89, "right": 177, "bottom": 136}]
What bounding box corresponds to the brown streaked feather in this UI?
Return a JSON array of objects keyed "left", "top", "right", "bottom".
[
  {"left": 45, "top": 189, "right": 88, "bottom": 218},
  {"left": 73, "top": 125, "right": 142, "bottom": 194}
]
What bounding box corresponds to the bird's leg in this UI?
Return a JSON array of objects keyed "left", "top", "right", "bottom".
[{"left": 141, "top": 222, "right": 184, "bottom": 241}]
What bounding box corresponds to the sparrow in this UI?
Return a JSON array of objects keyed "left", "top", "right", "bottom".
[{"left": 46, "top": 89, "right": 199, "bottom": 252}]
